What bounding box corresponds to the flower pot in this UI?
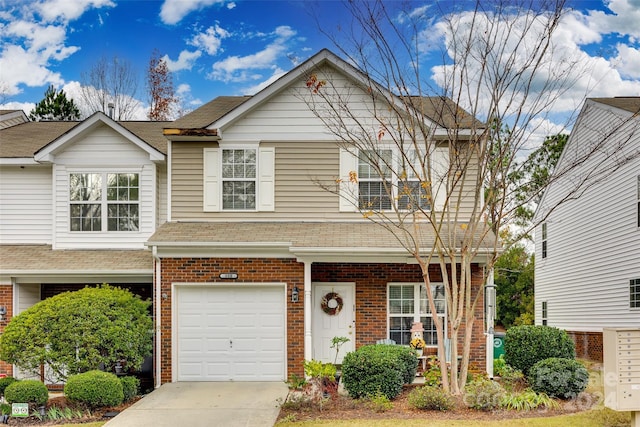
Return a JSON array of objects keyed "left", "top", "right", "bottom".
[{"left": 416, "top": 348, "right": 423, "bottom": 357}]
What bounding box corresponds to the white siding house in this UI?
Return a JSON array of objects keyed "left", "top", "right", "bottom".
[{"left": 534, "top": 97, "right": 640, "bottom": 360}]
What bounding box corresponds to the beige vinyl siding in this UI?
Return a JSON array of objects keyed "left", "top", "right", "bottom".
[{"left": 172, "top": 141, "right": 352, "bottom": 220}]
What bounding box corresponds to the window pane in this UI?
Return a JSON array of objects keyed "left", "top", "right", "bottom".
[
  {"left": 107, "top": 173, "right": 139, "bottom": 201},
  {"left": 70, "top": 203, "right": 101, "bottom": 231},
  {"left": 70, "top": 174, "right": 101, "bottom": 201},
  {"left": 107, "top": 203, "right": 139, "bottom": 231},
  {"left": 398, "top": 180, "right": 430, "bottom": 210},
  {"left": 630, "top": 279, "right": 640, "bottom": 309},
  {"left": 222, "top": 149, "right": 257, "bottom": 209},
  {"left": 389, "top": 316, "right": 413, "bottom": 346},
  {"left": 359, "top": 182, "right": 392, "bottom": 210}
]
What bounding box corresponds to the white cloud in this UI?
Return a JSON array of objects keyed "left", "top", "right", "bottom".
[
  {"left": 160, "top": 0, "right": 225, "bottom": 25},
  {"left": 612, "top": 44, "right": 640, "bottom": 79},
  {"left": 585, "top": 0, "right": 640, "bottom": 39},
  {"left": 210, "top": 25, "right": 295, "bottom": 83},
  {"left": 163, "top": 50, "right": 202, "bottom": 72},
  {"left": 0, "top": 0, "right": 112, "bottom": 96},
  {"left": 62, "top": 80, "right": 148, "bottom": 120},
  {"left": 176, "top": 83, "right": 191, "bottom": 96},
  {"left": 35, "top": 0, "right": 115, "bottom": 23},
  {"left": 0, "top": 101, "right": 35, "bottom": 116},
  {"left": 227, "top": 2, "right": 236, "bottom": 10},
  {"left": 241, "top": 67, "right": 287, "bottom": 95},
  {"left": 189, "top": 24, "right": 229, "bottom": 56}
]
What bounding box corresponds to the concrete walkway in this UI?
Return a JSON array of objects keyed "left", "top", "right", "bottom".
[{"left": 104, "top": 382, "right": 289, "bottom": 427}]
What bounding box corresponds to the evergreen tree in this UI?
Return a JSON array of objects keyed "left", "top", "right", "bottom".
[{"left": 29, "top": 85, "right": 81, "bottom": 121}]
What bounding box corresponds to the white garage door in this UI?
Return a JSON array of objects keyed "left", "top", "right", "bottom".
[{"left": 176, "top": 285, "right": 286, "bottom": 381}]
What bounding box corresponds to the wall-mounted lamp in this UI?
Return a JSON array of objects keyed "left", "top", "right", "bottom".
[
  {"left": 0, "top": 306, "right": 6, "bottom": 321},
  {"left": 291, "top": 286, "right": 299, "bottom": 303}
]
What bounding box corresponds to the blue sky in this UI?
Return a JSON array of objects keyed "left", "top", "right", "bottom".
[{"left": 1, "top": 0, "right": 640, "bottom": 127}]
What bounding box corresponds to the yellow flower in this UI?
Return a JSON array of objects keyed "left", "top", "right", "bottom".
[{"left": 410, "top": 337, "right": 426, "bottom": 349}]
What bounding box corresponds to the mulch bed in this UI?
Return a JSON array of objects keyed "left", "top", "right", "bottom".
[{"left": 276, "top": 384, "right": 600, "bottom": 423}]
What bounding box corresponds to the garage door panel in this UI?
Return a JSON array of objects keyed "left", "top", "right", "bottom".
[{"left": 176, "top": 285, "right": 285, "bottom": 382}]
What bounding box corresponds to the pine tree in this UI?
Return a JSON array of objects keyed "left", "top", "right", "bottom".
[{"left": 29, "top": 85, "right": 81, "bottom": 121}]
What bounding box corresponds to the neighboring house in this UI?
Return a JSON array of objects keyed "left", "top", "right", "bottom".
[
  {"left": 534, "top": 97, "right": 640, "bottom": 361},
  {"left": 0, "top": 112, "right": 168, "bottom": 387},
  {"left": 1, "top": 49, "right": 491, "bottom": 386}
]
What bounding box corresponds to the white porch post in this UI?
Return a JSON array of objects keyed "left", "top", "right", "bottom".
[
  {"left": 485, "top": 268, "right": 496, "bottom": 379},
  {"left": 304, "top": 260, "right": 313, "bottom": 362}
]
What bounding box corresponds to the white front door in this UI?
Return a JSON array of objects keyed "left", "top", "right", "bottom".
[{"left": 312, "top": 282, "right": 355, "bottom": 364}]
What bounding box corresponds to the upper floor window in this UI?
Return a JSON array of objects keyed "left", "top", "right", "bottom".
[
  {"left": 222, "top": 149, "right": 256, "bottom": 210},
  {"left": 69, "top": 173, "right": 139, "bottom": 232},
  {"left": 203, "top": 146, "right": 275, "bottom": 212},
  {"left": 388, "top": 283, "right": 446, "bottom": 346},
  {"left": 355, "top": 149, "right": 435, "bottom": 212},
  {"left": 631, "top": 279, "right": 640, "bottom": 309},
  {"left": 541, "top": 301, "right": 548, "bottom": 325},
  {"left": 541, "top": 222, "right": 548, "bottom": 259}
]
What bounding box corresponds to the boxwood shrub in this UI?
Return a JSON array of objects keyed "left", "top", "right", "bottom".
[
  {"left": 0, "top": 377, "right": 17, "bottom": 397},
  {"left": 504, "top": 325, "right": 575, "bottom": 374},
  {"left": 463, "top": 377, "right": 505, "bottom": 411},
  {"left": 119, "top": 376, "right": 140, "bottom": 402},
  {"left": 528, "top": 357, "right": 589, "bottom": 399},
  {"left": 64, "top": 370, "right": 124, "bottom": 408},
  {"left": 4, "top": 380, "right": 48, "bottom": 406},
  {"left": 342, "top": 344, "right": 416, "bottom": 399}
]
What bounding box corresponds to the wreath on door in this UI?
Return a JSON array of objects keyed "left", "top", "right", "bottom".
[{"left": 321, "top": 292, "right": 344, "bottom": 316}]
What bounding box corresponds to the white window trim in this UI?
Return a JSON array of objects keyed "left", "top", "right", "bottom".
[
  {"left": 387, "top": 282, "right": 447, "bottom": 348},
  {"left": 203, "top": 145, "right": 275, "bottom": 212},
  {"left": 68, "top": 169, "right": 141, "bottom": 233},
  {"left": 339, "top": 146, "right": 448, "bottom": 213},
  {"left": 630, "top": 278, "right": 640, "bottom": 310}
]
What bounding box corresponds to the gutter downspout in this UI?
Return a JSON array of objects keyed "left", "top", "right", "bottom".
[
  {"left": 152, "top": 245, "right": 162, "bottom": 388},
  {"left": 485, "top": 267, "right": 496, "bottom": 379}
]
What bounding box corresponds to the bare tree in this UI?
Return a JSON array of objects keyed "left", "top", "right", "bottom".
[
  {"left": 79, "top": 56, "right": 141, "bottom": 120},
  {"left": 300, "top": 0, "right": 640, "bottom": 394},
  {"left": 147, "top": 50, "right": 176, "bottom": 121}
]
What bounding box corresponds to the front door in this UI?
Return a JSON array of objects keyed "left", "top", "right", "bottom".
[{"left": 312, "top": 282, "right": 355, "bottom": 364}]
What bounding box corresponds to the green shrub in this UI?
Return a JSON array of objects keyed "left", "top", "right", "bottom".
[
  {"left": 528, "top": 357, "right": 588, "bottom": 399},
  {"left": 422, "top": 356, "right": 442, "bottom": 387},
  {"left": 64, "top": 370, "right": 124, "bottom": 408},
  {"left": 341, "top": 345, "right": 406, "bottom": 400},
  {"left": 119, "top": 376, "right": 140, "bottom": 402},
  {"left": 500, "top": 389, "right": 560, "bottom": 410},
  {"left": 4, "top": 379, "right": 48, "bottom": 406},
  {"left": 408, "top": 385, "right": 455, "bottom": 411},
  {"left": 357, "top": 345, "right": 418, "bottom": 384},
  {"left": 0, "top": 403, "right": 10, "bottom": 415},
  {"left": 366, "top": 391, "right": 393, "bottom": 412},
  {"left": 463, "top": 377, "right": 505, "bottom": 411},
  {"left": 504, "top": 325, "right": 575, "bottom": 374},
  {"left": 0, "top": 377, "right": 17, "bottom": 396}
]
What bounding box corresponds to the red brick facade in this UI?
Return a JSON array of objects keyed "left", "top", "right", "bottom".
[
  {"left": 0, "top": 284, "right": 14, "bottom": 377},
  {"left": 158, "top": 258, "right": 487, "bottom": 384},
  {"left": 567, "top": 331, "right": 603, "bottom": 362}
]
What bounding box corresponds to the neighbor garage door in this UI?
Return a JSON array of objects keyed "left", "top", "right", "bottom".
[{"left": 176, "top": 285, "right": 286, "bottom": 381}]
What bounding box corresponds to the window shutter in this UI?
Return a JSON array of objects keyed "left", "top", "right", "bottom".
[
  {"left": 258, "top": 146, "right": 275, "bottom": 211},
  {"left": 203, "top": 147, "right": 220, "bottom": 212},
  {"left": 432, "top": 146, "right": 449, "bottom": 211},
  {"left": 339, "top": 148, "right": 359, "bottom": 212}
]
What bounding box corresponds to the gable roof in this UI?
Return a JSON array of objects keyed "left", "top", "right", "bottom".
[
  {"left": 590, "top": 97, "right": 640, "bottom": 114},
  {"left": 0, "top": 113, "right": 169, "bottom": 160},
  {"left": 164, "top": 49, "right": 481, "bottom": 137},
  {"left": 0, "top": 110, "right": 29, "bottom": 129}
]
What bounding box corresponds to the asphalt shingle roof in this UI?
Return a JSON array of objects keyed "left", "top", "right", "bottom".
[
  {"left": 591, "top": 97, "right": 640, "bottom": 114},
  {"left": 0, "top": 245, "right": 153, "bottom": 273}
]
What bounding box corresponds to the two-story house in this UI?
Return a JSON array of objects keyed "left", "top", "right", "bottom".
[
  {"left": 534, "top": 97, "right": 640, "bottom": 361},
  {"left": 1, "top": 49, "right": 490, "bottom": 387},
  {"left": 0, "top": 112, "right": 168, "bottom": 387}
]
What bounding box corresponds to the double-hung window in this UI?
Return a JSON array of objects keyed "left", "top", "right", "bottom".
[
  {"left": 541, "top": 223, "right": 548, "bottom": 258},
  {"left": 222, "top": 148, "right": 256, "bottom": 210},
  {"left": 631, "top": 279, "right": 640, "bottom": 309},
  {"left": 358, "top": 149, "right": 392, "bottom": 210},
  {"left": 388, "top": 283, "right": 446, "bottom": 346},
  {"left": 398, "top": 150, "right": 430, "bottom": 211},
  {"left": 70, "top": 173, "right": 139, "bottom": 232}
]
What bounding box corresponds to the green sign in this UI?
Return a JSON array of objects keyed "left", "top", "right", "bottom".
[{"left": 11, "top": 403, "right": 29, "bottom": 417}]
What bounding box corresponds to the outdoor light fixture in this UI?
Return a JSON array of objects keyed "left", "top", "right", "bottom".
[
  {"left": 291, "top": 286, "right": 299, "bottom": 303},
  {"left": 0, "top": 306, "right": 6, "bottom": 321}
]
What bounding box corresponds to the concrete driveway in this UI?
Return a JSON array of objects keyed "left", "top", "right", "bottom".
[{"left": 104, "top": 382, "right": 289, "bottom": 427}]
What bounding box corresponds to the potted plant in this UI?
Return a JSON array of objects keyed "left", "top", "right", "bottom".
[{"left": 410, "top": 337, "right": 426, "bottom": 356}]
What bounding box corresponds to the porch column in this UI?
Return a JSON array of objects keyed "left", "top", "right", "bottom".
[{"left": 304, "top": 260, "right": 312, "bottom": 362}]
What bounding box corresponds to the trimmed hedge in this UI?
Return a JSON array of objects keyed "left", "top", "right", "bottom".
[
  {"left": 0, "top": 377, "right": 17, "bottom": 397},
  {"left": 4, "top": 380, "right": 48, "bottom": 406},
  {"left": 120, "top": 376, "right": 140, "bottom": 402},
  {"left": 528, "top": 357, "right": 589, "bottom": 399},
  {"left": 341, "top": 344, "right": 417, "bottom": 400},
  {"left": 64, "top": 370, "right": 124, "bottom": 408},
  {"left": 504, "top": 325, "right": 575, "bottom": 374}
]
